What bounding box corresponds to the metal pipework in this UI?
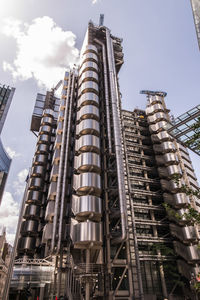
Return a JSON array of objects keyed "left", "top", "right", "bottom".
[
  {"left": 106, "top": 28, "right": 127, "bottom": 242},
  {"left": 94, "top": 38, "right": 112, "bottom": 153},
  {"left": 51, "top": 73, "right": 72, "bottom": 252},
  {"left": 57, "top": 71, "right": 75, "bottom": 253}
]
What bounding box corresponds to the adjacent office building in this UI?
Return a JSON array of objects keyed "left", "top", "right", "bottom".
[
  {"left": 8, "top": 22, "right": 200, "bottom": 300},
  {"left": 0, "top": 84, "right": 14, "bottom": 204}
]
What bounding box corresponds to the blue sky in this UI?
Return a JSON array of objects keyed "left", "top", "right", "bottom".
[{"left": 0, "top": 0, "right": 199, "bottom": 243}]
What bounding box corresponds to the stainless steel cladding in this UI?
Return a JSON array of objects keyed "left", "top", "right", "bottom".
[
  {"left": 80, "top": 52, "right": 98, "bottom": 64},
  {"left": 151, "top": 131, "right": 173, "bottom": 143},
  {"left": 39, "top": 125, "right": 51, "bottom": 134},
  {"left": 48, "top": 182, "right": 57, "bottom": 200},
  {"left": 147, "top": 112, "right": 167, "bottom": 124},
  {"left": 76, "top": 119, "right": 100, "bottom": 136},
  {"left": 26, "top": 190, "right": 43, "bottom": 204},
  {"left": 160, "top": 179, "right": 183, "bottom": 193},
  {"left": 153, "top": 141, "right": 176, "bottom": 154},
  {"left": 41, "top": 116, "right": 53, "bottom": 125},
  {"left": 163, "top": 193, "right": 190, "bottom": 208},
  {"left": 50, "top": 164, "right": 59, "bottom": 181},
  {"left": 79, "top": 71, "right": 98, "bottom": 84},
  {"left": 21, "top": 220, "right": 38, "bottom": 234},
  {"left": 78, "top": 93, "right": 99, "bottom": 107},
  {"left": 31, "top": 165, "right": 45, "bottom": 177},
  {"left": 77, "top": 105, "right": 99, "bottom": 121},
  {"left": 33, "top": 154, "right": 48, "bottom": 165},
  {"left": 18, "top": 237, "right": 36, "bottom": 251},
  {"left": 80, "top": 61, "right": 98, "bottom": 74},
  {"left": 158, "top": 165, "right": 182, "bottom": 179},
  {"left": 24, "top": 205, "right": 40, "bottom": 219},
  {"left": 146, "top": 103, "right": 165, "bottom": 115},
  {"left": 149, "top": 121, "right": 167, "bottom": 133},
  {"left": 170, "top": 224, "right": 198, "bottom": 242},
  {"left": 83, "top": 45, "right": 98, "bottom": 54},
  {"left": 70, "top": 221, "right": 102, "bottom": 246},
  {"left": 155, "top": 153, "right": 179, "bottom": 166},
  {"left": 37, "top": 134, "right": 51, "bottom": 144},
  {"left": 167, "top": 208, "right": 189, "bottom": 225},
  {"left": 177, "top": 260, "right": 200, "bottom": 281},
  {"left": 173, "top": 241, "right": 200, "bottom": 262},
  {"left": 75, "top": 134, "right": 100, "bottom": 153},
  {"left": 73, "top": 173, "right": 101, "bottom": 196},
  {"left": 71, "top": 195, "right": 102, "bottom": 221},
  {"left": 148, "top": 95, "right": 163, "bottom": 105},
  {"left": 36, "top": 144, "right": 49, "bottom": 154},
  {"left": 78, "top": 81, "right": 99, "bottom": 96},
  {"left": 74, "top": 152, "right": 101, "bottom": 173},
  {"left": 45, "top": 201, "right": 55, "bottom": 221},
  {"left": 29, "top": 178, "right": 43, "bottom": 190},
  {"left": 42, "top": 223, "right": 53, "bottom": 242},
  {"left": 43, "top": 108, "right": 54, "bottom": 117}
]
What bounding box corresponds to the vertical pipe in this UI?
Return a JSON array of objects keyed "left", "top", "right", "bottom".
[
  {"left": 94, "top": 39, "right": 112, "bottom": 153},
  {"left": 51, "top": 73, "right": 72, "bottom": 252},
  {"left": 85, "top": 249, "right": 90, "bottom": 300},
  {"left": 106, "top": 28, "right": 127, "bottom": 242},
  {"left": 57, "top": 71, "right": 75, "bottom": 252}
]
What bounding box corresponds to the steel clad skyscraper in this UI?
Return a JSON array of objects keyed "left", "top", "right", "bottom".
[{"left": 7, "top": 21, "right": 200, "bottom": 300}]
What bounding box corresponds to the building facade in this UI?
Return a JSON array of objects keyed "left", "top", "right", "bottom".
[
  {"left": 0, "top": 85, "right": 15, "bottom": 204},
  {"left": 7, "top": 22, "right": 200, "bottom": 300}
]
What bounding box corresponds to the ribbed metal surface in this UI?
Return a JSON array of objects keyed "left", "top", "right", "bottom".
[
  {"left": 43, "top": 108, "right": 54, "bottom": 117},
  {"left": 52, "top": 148, "right": 60, "bottom": 163},
  {"left": 70, "top": 221, "right": 102, "bottom": 246},
  {"left": 74, "top": 152, "right": 100, "bottom": 173},
  {"left": 149, "top": 95, "right": 162, "bottom": 105},
  {"left": 146, "top": 103, "right": 165, "bottom": 115},
  {"left": 83, "top": 45, "right": 98, "bottom": 54},
  {"left": 149, "top": 121, "right": 167, "bottom": 133},
  {"left": 153, "top": 141, "right": 176, "bottom": 154},
  {"left": 18, "top": 237, "right": 36, "bottom": 251},
  {"left": 147, "top": 112, "right": 167, "bottom": 124},
  {"left": 41, "top": 116, "right": 53, "bottom": 125},
  {"left": 75, "top": 135, "right": 100, "bottom": 153},
  {"left": 170, "top": 224, "right": 198, "bottom": 242},
  {"left": 29, "top": 178, "right": 43, "bottom": 189},
  {"left": 79, "top": 71, "right": 98, "bottom": 84},
  {"left": 33, "top": 154, "right": 48, "bottom": 165},
  {"left": 77, "top": 105, "right": 99, "bottom": 121},
  {"left": 173, "top": 241, "right": 200, "bottom": 262},
  {"left": 21, "top": 220, "right": 38, "bottom": 234},
  {"left": 151, "top": 131, "right": 173, "bottom": 143},
  {"left": 55, "top": 134, "right": 62, "bottom": 146},
  {"left": 37, "top": 134, "right": 50, "bottom": 144},
  {"left": 24, "top": 204, "right": 40, "bottom": 219},
  {"left": 163, "top": 193, "right": 190, "bottom": 208},
  {"left": 76, "top": 119, "right": 100, "bottom": 136},
  {"left": 36, "top": 144, "right": 49, "bottom": 154},
  {"left": 42, "top": 223, "right": 53, "bottom": 242},
  {"left": 31, "top": 165, "right": 45, "bottom": 177},
  {"left": 57, "top": 121, "right": 63, "bottom": 134},
  {"left": 158, "top": 165, "right": 182, "bottom": 179},
  {"left": 160, "top": 179, "right": 184, "bottom": 193},
  {"left": 80, "top": 61, "right": 98, "bottom": 75},
  {"left": 167, "top": 208, "right": 189, "bottom": 225},
  {"left": 78, "top": 81, "right": 99, "bottom": 96},
  {"left": 50, "top": 164, "right": 59, "bottom": 181},
  {"left": 39, "top": 125, "right": 51, "bottom": 134},
  {"left": 155, "top": 153, "right": 179, "bottom": 166},
  {"left": 72, "top": 195, "right": 102, "bottom": 220},
  {"left": 26, "top": 190, "right": 43, "bottom": 204},
  {"left": 73, "top": 173, "right": 101, "bottom": 196},
  {"left": 78, "top": 93, "right": 99, "bottom": 107},
  {"left": 80, "top": 52, "right": 98, "bottom": 64}
]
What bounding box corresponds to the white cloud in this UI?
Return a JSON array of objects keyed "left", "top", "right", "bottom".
[
  {"left": 0, "top": 192, "right": 19, "bottom": 245},
  {"left": 92, "top": 0, "right": 100, "bottom": 4},
  {"left": 13, "top": 168, "right": 28, "bottom": 196},
  {"left": 2, "top": 16, "right": 79, "bottom": 88},
  {"left": 5, "top": 146, "right": 21, "bottom": 159}
]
